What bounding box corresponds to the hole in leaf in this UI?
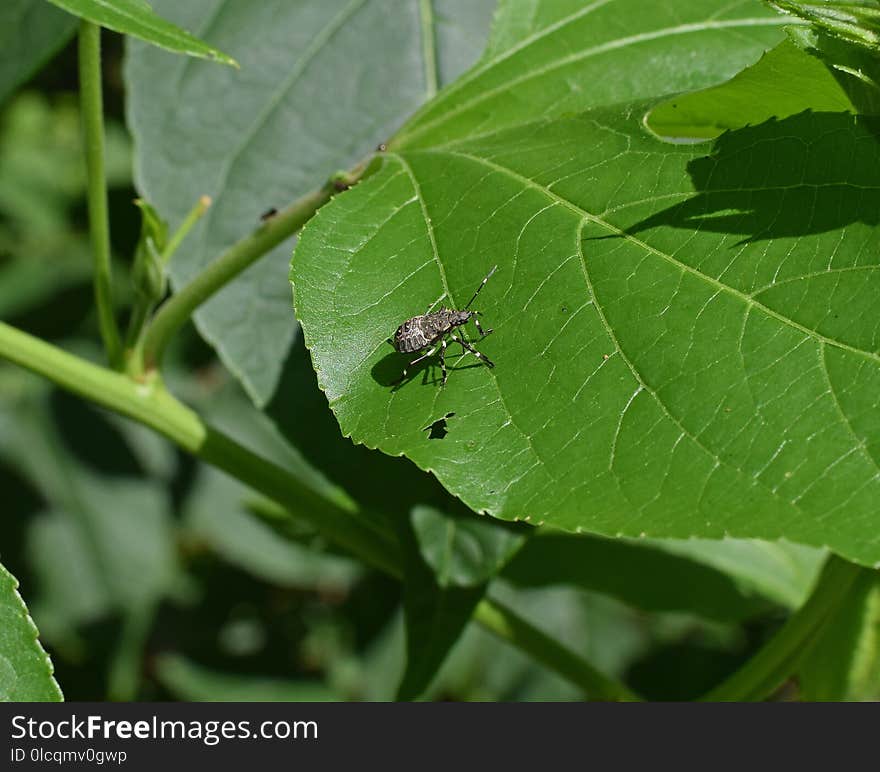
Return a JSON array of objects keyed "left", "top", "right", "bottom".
[{"left": 423, "top": 412, "right": 456, "bottom": 440}]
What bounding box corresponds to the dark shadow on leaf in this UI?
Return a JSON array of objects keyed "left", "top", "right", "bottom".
[
  {"left": 371, "top": 350, "right": 421, "bottom": 388},
  {"left": 618, "top": 112, "right": 880, "bottom": 245},
  {"left": 372, "top": 350, "right": 485, "bottom": 390}
]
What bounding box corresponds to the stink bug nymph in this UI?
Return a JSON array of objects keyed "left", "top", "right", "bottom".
[{"left": 390, "top": 266, "right": 497, "bottom": 386}]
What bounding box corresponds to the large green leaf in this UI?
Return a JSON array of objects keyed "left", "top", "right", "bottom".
[
  {"left": 0, "top": 562, "right": 63, "bottom": 701},
  {"left": 126, "top": 0, "right": 496, "bottom": 404},
  {"left": 46, "top": 0, "right": 236, "bottom": 65},
  {"left": 392, "top": 0, "right": 789, "bottom": 149},
  {"left": 0, "top": 0, "right": 76, "bottom": 106},
  {"left": 292, "top": 101, "right": 880, "bottom": 566}
]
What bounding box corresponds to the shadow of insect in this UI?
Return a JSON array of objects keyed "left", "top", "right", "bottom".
[{"left": 371, "top": 352, "right": 482, "bottom": 389}]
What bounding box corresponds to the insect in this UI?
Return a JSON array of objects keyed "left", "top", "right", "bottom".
[{"left": 390, "top": 266, "right": 497, "bottom": 386}]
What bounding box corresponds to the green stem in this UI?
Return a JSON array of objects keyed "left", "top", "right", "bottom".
[
  {"left": 107, "top": 603, "right": 154, "bottom": 701},
  {"left": 0, "top": 322, "right": 632, "bottom": 699},
  {"left": 701, "top": 554, "right": 862, "bottom": 701},
  {"left": 161, "top": 195, "right": 212, "bottom": 266},
  {"left": 474, "top": 598, "right": 640, "bottom": 701},
  {"left": 141, "top": 181, "right": 342, "bottom": 372},
  {"left": 78, "top": 21, "right": 121, "bottom": 368},
  {"left": 419, "top": 0, "right": 438, "bottom": 99},
  {"left": 0, "top": 321, "right": 399, "bottom": 578}
]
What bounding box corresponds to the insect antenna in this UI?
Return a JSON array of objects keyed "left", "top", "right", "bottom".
[{"left": 463, "top": 265, "right": 498, "bottom": 310}]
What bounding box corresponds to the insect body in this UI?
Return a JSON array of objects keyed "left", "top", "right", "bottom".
[{"left": 391, "top": 266, "right": 497, "bottom": 386}]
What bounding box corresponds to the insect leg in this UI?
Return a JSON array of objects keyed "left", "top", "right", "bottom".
[
  {"left": 472, "top": 315, "right": 493, "bottom": 340},
  {"left": 393, "top": 345, "right": 437, "bottom": 387},
  {"left": 449, "top": 334, "right": 494, "bottom": 369},
  {"left": 407, "top": 345, "right": 437, "bottom": 367},
  {"left": 439, "top": 338, "right": 448, "bottom": 386}
]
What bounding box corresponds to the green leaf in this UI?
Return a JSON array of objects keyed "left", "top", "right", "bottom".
[
  {"left": 46, "top": 0, "right": 236, "bottom": 66},
  {"left": 392, "top": 0, "right": 789, "bottom": 149},
  {"left": 0, "top": 383, "right": 180, "bottom": 626},
  {"left": 482, "top": 584, "right": 649, "bottom": 696},
  {"left": 644, "top": 537, "right": 824, "bottom": 609},
  {"left": 61, "top": 477, "right": 178, "bottom": 612},
  {"left": 126, "top": 0, "right": 496, "bottom": 404},
  {"left": 183, "top": 466, "right": 362, "bottom": 590},
  {"left": 398, "top": 572, "right": 485, "bottom": 700},
  {"left": 504, "top": 534, "right": 797, "bottom": 622},
  {"left": 293, "top": 102, "right": 880, "bottom": 566},
  {"left": 647, "top": 39, "right": 864, "bottom": 140},
  {"left": 396, "top": 504, "right": 529, "bottom": 699},
  {"left": 0, "top": 0, "right": 76, "bottom": 106},
  {"left": 412, "top": 505, "right": 527, "bottom": 587},
  {"left": 26, "top": 509, "right": 114, "bottom": 637},
  {"left": 769, "top": 0, "right": 880, "bottom": 50},
  {"left": 130, "top": 199, "right": 168, "bottom": 304},
  {"left": 155, "top": 654, "right": 337, "bottom": 701},
  {"left": 355, "top": 587, "right": 652, "bottom": 700},
  {"left": 0, "top": 561, "right": 63, "bottom": 701},
  {"left": 785, "top": 24, "right": 880, "bottom": 111},
  {"left": 798, "top": 566, "right": 880, "bottom": 700}
]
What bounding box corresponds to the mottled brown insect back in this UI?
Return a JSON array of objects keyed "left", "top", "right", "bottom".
[
  {"left": 394, "top": 310, "right": 469, "bottom": 353},
  {"left": 390, "top": 267, "right": 497, "bottom": 387}
]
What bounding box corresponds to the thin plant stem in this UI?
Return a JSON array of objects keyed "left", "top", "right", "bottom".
[
  {"left": 473, "top": 598, "right": 642, "bottom": 701},
  {"left": 78, "top": 21, "right": 121, "bottom": 367},
  {"left": 419, "top": 0, "right": 438, "bottom": 99},
  {"left": 161, "top": 194, "right": 212, "bottom": 266},
  {"left": 107, "top": 603, "right": 155, "bottom": 701}
]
